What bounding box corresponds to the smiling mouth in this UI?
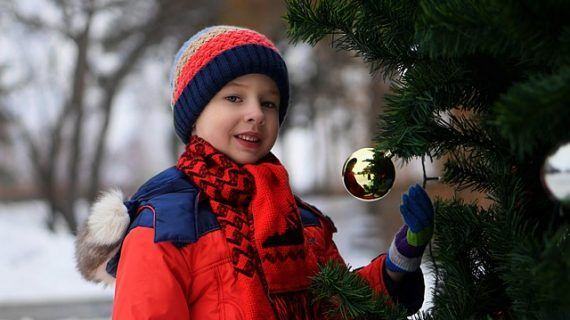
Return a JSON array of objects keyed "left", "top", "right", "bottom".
[
  {"left": 234, "top": 134, "right": 262, "bottom": 149},
  {"left": 235, "top": 134, "right": 261, "bottom": 143}
]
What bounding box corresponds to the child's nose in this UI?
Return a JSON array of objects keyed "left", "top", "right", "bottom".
[{"left": 244, "top": 101, "right": 265, "bottom": 125}]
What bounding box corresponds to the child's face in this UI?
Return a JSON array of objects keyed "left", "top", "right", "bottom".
[{"left": 192, "top": 73, "right": 280, "bottom": 164}]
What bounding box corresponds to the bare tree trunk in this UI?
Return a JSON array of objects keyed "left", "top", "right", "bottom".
[
  {"left": 8, "top": 0, "right": 229, "bottom": 233},
  {"left": 87, "top": 68, "right": 128, "bottom": 204},
  {"left": 13, "top": 1, "right": 95, "bottom": 233},
  {"left": 64, "top": 14, "right": 93, "bottom": 233},
  {"left": 87, "top": 1, "right": 220, "bottom": 203},
  {"left": 87, "top": 4, "right": 179, "bottom": 203}
]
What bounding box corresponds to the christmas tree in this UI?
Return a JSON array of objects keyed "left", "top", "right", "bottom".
[{"left": 285, "top": 1, "right": 570, "bottom": 319}]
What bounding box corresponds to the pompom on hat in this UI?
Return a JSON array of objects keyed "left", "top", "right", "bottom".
[{"left": 170, "top": 25, "right": 290, "bottom": 144}]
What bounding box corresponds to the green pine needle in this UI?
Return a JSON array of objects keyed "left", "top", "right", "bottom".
[
  {"left": 310, "top": 261, "right": 409, "bottom": 319},
  {"left": 285, "top": 0, "right": 570, "bottom": 318}
]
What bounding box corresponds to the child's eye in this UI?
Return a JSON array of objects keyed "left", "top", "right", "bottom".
[
  {"left": 262, "top": 101, "right": 278, "bottom": 109},
  {"left": 225, "top": 96, "right": 242, "bottom": 103}
]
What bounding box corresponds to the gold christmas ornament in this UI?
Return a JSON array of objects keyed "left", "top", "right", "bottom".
[
  {"left": 341, "top": 147, "right": 395, "bottom": 201},
  {"left": 541, "top": 142, "right": 570, "bottom": 203}
]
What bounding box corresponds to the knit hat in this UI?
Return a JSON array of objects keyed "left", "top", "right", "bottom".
[{"left": 170, "top": 25, "right": 290, "bottom": 144}]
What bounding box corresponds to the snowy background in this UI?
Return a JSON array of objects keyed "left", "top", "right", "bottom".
[
  {"left": 5, "top": 0, "right": 567, "bottom": 319},
  {"left": 0, "top": 192, "right": 435, "bottom": 319}
]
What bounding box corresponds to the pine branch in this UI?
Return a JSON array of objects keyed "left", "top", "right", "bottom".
[
  {"left": 374, "top": 60, "right": 505, "bottom": 161},
  {"left": 285, "top": 1, "right": 570, "bottom": 318},
  {"left": 416, "top": 0, "right": 568, "bottom": 67},
  {"left": 430, "top": 199, "right": 513, "bottom": 319},
  {"left": 285, "top": 0, "right": 419, "bottom": 78},
  {"left": 310, "top": 261, "right": 408, "bottom": 319},
  {"left": 502, "top": 223, "right": 570, "bottom": 318},
  {"left": 493, "top": 66, "right": 570, "bottom": 160},
  {"left": 442, "top": 151, "right": 495, "bottom": 193},
  {"left": 285, "top": 0, "right": 359, "bottom": 46}
]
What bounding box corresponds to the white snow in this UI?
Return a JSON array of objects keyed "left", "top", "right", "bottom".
[
  {"left": 0, "top": 201, "right": 114, "bottom": 305},
  {"left": 0, "top": 195, "right": 432, "bottom": 312}
]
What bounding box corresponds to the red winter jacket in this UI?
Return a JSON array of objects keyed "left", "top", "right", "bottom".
[{"left": 109, "top": 167, "right": 424, "bottom": 319}]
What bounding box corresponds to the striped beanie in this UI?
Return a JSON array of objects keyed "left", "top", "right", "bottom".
[{"left": 170, "top": 25, "right": 290, "bottom": 144}]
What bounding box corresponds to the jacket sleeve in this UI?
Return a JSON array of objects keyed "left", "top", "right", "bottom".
[
  {"left": 112, "top": 227, "right": 192, "bottom": 319},
  {"left": 321, "top": 218, "right": 425, "bottom": 315}
]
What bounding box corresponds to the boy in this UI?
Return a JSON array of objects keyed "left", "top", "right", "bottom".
[{"left": 76, "top": 25, "right": 434, "bottom": 320}]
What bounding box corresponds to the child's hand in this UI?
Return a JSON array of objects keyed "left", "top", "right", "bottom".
[
  {"left": 401, "top": 184, "right": 434, "bottom": 247},
  {"left": 386, "top": 184, "right": 434, "bottom": 274}
]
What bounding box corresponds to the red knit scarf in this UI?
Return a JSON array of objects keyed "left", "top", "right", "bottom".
[{"left": 176, "top": 136, "right": 316, "bottom": 297}]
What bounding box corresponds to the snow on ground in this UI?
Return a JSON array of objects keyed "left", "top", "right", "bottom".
[
  {"left": 0, "top": 196, "right": 433, "bottom": 314},
  {"left": 0, "top": 201, "right": 113, "bottom": 305}
]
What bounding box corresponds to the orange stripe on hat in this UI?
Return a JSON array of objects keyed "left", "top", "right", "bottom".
[{"left": 172, "top": 30, "right": 278, "bottom": 105}]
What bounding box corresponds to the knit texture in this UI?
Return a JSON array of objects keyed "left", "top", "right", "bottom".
[
  {"left": 176, "top": 136, "right": 315, "bottom": 293},
  {"left": 386, "top": 184, "right": 434, "bottom": 273},
  {"left": 386, "top": 225, "right": 426, "bottom": 273},
  {"left": 170, "top": 26, "right": 290, "bottom": 143}
]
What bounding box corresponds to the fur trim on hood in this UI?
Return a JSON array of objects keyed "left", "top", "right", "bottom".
[{"left": 75, "top": 189, "right": 130, "bottom": 286}]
